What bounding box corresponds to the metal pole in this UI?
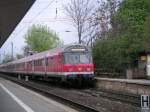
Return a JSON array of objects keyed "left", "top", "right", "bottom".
[
  {"left": 0, "top": 53, "right": 2, "bottom": 64},
  {"left": 25, "top": 76, "right": 29, "bottom": 81},
  {"left": 18, "top": 75, "right": 21, "bottom": 80},
  {"left": 3, "top": 51, "right": 5, "bottom": 63},
  {"left": 11, "top": 42, "right": 13, "bottom": 60}
]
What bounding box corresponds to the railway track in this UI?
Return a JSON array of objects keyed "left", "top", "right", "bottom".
[
  {"left": 0, "top": 74, "right": 99, "bottom": 112},
  {"left": 0, "top": 74, "right": 141, "bottom": 112},
  {"left": 81, "top": 88, "right": 140, "bottom": 107},
  {"left": 26, "top": 79, "right": 141, "bottom": 107}
]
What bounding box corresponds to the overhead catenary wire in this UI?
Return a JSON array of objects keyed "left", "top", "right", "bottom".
[
  {"left": 13, "top": 0, "right": 56, "bottom": 37},
  {"left": 22, "top": 17, "right": 72, "bottom": 23},
  {"left": 0, "top": 0, "right": 56, "bottom": 56},
  {"left": 14, "top": 0, "right": 70, "bottom": 36}
]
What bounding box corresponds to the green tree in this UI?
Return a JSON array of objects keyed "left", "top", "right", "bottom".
[
  {"left": 24, "top": 25, "right": 63, "bottom": 52},
  {"left": 93, "top": 0, "right": 150, "bottom": 74},
  {"left": 110, "top": 0, "right": 150, "bottom": 67}
]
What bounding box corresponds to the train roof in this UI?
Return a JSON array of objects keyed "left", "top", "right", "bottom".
[{"left": 1, "top": 44, "right": 90, "bottom": 65}]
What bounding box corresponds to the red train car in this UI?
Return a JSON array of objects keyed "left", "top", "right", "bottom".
[{"left": 0, "top": 44, "right": 94, "bottom": 85}]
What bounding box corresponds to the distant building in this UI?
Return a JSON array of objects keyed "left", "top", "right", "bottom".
[{"left": 139, "top": 51, "right": 150, "bottom": 79}]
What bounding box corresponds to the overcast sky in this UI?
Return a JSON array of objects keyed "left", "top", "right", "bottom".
[{"left": 0, "top": 0, "right": 79, "bottom": 60}]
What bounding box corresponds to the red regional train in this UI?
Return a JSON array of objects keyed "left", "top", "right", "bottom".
[{"left": 0, "top": 44, "right": 94, "bottom": 85}]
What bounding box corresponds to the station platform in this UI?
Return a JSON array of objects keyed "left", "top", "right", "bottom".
[
  {"left": 0, "top": 78, "right": 78, "bottom": 112},
  {"left": 96, "top": 77, "right": 150, "bottom": 85},
  {"left": 96, "top": 77, "right": 150, "bottom": 95}
]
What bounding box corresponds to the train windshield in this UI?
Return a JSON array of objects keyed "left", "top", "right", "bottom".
[{"left": 64, "top": 52, "right": 92, "bottom": 64}]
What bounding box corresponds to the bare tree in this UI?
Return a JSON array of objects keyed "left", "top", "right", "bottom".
[
  {"left": 64, "top": 0, "right": 120, "bottom": 45},
  {"left": 94, "top": 0, "right": 121, "bottom": 40},
  {"left": 64, "top": 0, "right": 95, "bottom": 44},
  {"left": 79, "top": 0, "right": 120, "bottom": 45}
]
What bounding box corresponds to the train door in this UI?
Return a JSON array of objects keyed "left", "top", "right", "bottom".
[
  {"left": 44, "top": 57, "right": 48, "bottom": 77},
  {"left": 32, "top": 61, "right": 34, "bottom": 74},
  {"left": 25, "top": 62, "right": 27, "bottom": 74},
  {"left": 58, "top": 53, "right": 63, "bottom": 72}
]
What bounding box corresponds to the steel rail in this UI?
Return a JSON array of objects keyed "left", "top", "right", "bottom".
[{"left": 0, "top": 74, "right": 99, "bottom": 112}]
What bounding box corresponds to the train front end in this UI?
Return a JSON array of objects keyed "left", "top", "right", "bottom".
[{"left": 62, "top": 45, "right": 94, "bottom": 86}]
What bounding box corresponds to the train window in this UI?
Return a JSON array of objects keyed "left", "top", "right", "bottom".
[
  {"left": 42, "top": 59, "right": 45, "bottom": 65},
  {"left": 34, "top": 59, "right": 43, "bottom": 66},
  {"left": 28, "top": 61, "right": 32, "bottom": 66},
  {"left": 45, "top": 58, "right": 48, "bottom": 66},
  {"left": 34, "top": 60, "right": 37, "bottom": 66},
  {"left": 38, "top": 60, "right": 39, "bottom": 65},
  {"left": 48, "top": 57, "right": 53, "bottom": 65},
  {"left": 39, "top": 60, "right": 41, "bottom": 65},
  {"left": 37, "top": 60, "right": 39, "bottom": 65},
  {"left": 41, "top": 59, "right": 43, "bottom": 65},
  {"left": 38, "top": 61, "right": 39, "bottom": 65},
  {"left": 64, "top": 52, "right": 92, "bottom": 64}
]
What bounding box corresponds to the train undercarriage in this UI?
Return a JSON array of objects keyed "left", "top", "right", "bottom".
[{"left": 0, "top": 71, "right": 95, "bottom": 87}]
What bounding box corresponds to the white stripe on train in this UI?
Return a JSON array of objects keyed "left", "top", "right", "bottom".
[{"left": 3, "top": 71, "right": 94, "bottom": 76}]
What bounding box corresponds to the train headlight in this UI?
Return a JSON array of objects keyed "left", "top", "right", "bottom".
[
  {"left": 78, "top": 67, "right": 82, "bottom": 71},
  {"left": 86, "top": 67, "right": 91, "bottom": 72},
  {"left": 68, "top": 67, "right": 73, "bottom": 72}
]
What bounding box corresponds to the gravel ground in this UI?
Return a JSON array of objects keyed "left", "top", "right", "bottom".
[
  {"left": 27, "top": 80, "right": 141, "bottom": 112},
  {"left": 0, "top": 75, "right": 141, "bottom": 112}
]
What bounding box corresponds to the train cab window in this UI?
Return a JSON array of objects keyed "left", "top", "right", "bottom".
[{"left": 64, "top": 52, "right": 92, "bottom": 64}]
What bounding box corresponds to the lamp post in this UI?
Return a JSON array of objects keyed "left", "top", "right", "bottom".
[{"left": 65, "top": 30, "right": 72, "bottom": 32}]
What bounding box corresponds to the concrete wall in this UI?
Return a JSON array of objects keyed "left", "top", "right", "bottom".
[
  {"left": 96, "top": 78, "right": 150, "bottom": 95},
  {"left": 147, "top": 55, "right": 150, "bottom": 79}
]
